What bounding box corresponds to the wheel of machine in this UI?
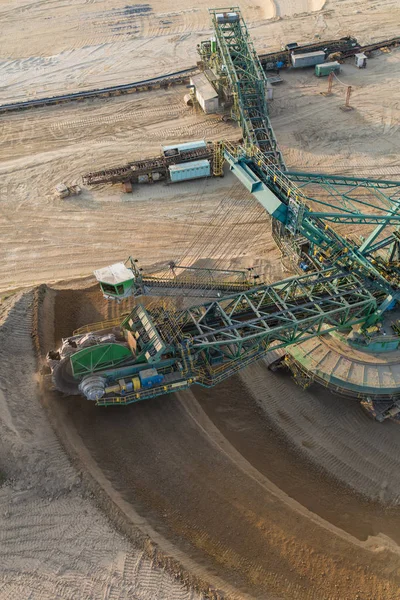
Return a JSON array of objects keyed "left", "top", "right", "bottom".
[
  {"left": 79, "top": 375, "right": 107, "bottom": 401},
  {"left": 51, "top": 356, "right": 80, "bottom": 396}
]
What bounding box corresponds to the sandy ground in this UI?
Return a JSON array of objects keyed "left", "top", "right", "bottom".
[
  {"left": 0, "top": 47, "right": 399, "bottom": 293},
  {"left": 0, "top": 0, "right": 399, "bottom": 102},
  {"left": 25, "top": 281, "right": 400, "bottom": 600},
  {"left": 273, "top": 53, "right": 400, "bottom": 178},
  {"left": 1, "top": 0, "right": 400, "bottom": 598},
  {"left": 0, "top": 292, "right": 206, "bottom": 600},
  {"left": 0, "top": 87, "right": 281, "bottom": 295}
]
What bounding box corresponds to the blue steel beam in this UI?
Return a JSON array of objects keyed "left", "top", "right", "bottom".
[
  {"left": 224, "top": 145, "right": 400, "bottom": 227},
  {"left": 224, "top": 144, "right": 400, "bottom": 310}
]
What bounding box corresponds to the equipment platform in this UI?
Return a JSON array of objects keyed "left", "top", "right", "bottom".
[{"left": 287, "top": 333, "right": 400, "bottom": 400}]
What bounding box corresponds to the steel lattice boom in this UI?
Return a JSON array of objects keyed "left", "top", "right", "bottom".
[
  {"left": 48, "top": 8, "right": 400, "bottom": 424},
  {"left": 224, "top": 143, "right": 400, "bottom": 313},
  {"left": 48, "top": 268, "right": 377, "bottom": 406},
  {"left": 208, "top": 8, "right": 285, "bottom": 168},
  {"left": 172, "top": 267, "right": 376, "bottom": 357}
]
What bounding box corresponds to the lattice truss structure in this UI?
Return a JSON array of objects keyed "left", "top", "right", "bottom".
[
  {"left": 137, "top": 268, "right": 377, "bottom": 385},
  {"left": 286, "top": 172, "right": 400, "bottom": 227},
  {"left": 285, "top": 172, "right": 400, "bottom": 286},
  {"left": 208, "top": 8, "right": 285, "bottom": 168},
  {"left": 224, "top": 144, "right": 400, "bottom": 307}
]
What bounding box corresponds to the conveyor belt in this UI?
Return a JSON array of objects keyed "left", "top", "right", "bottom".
[
  {"left": 1, "top": 36, "right": 398, "bottom": 116},
  {"left": 0, "top": 67, "right": 198, "bottom": 115}
]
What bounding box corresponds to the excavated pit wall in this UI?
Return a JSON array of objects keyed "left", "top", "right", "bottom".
[
  {"left": 0, "top": 289, "right": 211, "bottom": 600},
  {"left": 27, "top": 281, "right": 400, "bottom": 599}
]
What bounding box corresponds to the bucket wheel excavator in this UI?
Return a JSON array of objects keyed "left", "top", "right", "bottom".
[{"left": 48, "top": 8, "right": 400, "bottom": 422}]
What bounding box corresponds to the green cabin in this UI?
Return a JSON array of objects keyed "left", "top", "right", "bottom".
[{"left": 94, "top": 262, "right": 135, "bottom": 300}]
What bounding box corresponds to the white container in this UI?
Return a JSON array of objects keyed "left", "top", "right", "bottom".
[
  {"left": 216, "top": 12, "right": 239, "bottom": 24},
  {"left": 355, "top": 53, "right": 367, "bottom": 68},
  {"left": 162, "top": 140, "right": 206, "bottom": 155},
  {"left": 291, "top": 51, "right": 325, "bottom": 68},
  {"left": 169, "top": 159, "right": 210, "bottom": 183}
]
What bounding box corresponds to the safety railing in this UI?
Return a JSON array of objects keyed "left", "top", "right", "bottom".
[
  {"left": 95, "top": 377, "right": 196, "bottom": 406},
  {"left": 73, "top": 315, "right": 127, "bottom": 336},
  {"left": 224, "top": 141, "right": 301, "bottom": 199}
]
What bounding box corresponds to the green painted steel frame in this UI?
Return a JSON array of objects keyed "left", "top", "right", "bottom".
[
  {"left": 286, "top": 174, "right": 400, "bottom": 225},
  {"left": 225, "top": 144, "right": 400, "bottom": 311},
  {"left": 162, "top": 268, "right": 376, "bottom": 361},
  {"left": 225, "top": 145, "right": 400, "bottom": 227},
  {"left": 70, "top": 343, "right": 132, "bottom": 377},
  {"left": 209, "top": 7, "right": 285, "bottom": 168},
  {"left": 84, "top": 267, "right": 376, "bottom": 393},
  {"left": 206, "top": 7, "right": 400, "bottom": 322},
  {"left": 69, "top": 268, "right": 378, "bottom": 399},
  {"left": 285, "top": 172, "right": 400, "bottom": 190},
  {"left": 122, "top": 304, "right": 168, "bottom": 363}
]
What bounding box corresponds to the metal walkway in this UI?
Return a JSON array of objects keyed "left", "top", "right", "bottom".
[
  {"left": 51, "top": 267, "right": 377, "bottom": 406},
  {"left": 95, "top": 261, "right": 255, "bottom": 300},
  {"left": 210, "top": 8, "right": 285, "bottom": 168},
  {"left": 168, "top": 267, "right": 377, "bottom": 378}
]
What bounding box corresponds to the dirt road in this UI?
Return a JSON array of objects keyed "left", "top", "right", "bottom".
[
  {"left": 0, "top": 88, "right": 259, "bottom": 294},
  {"left": 1, "top": 0, "right": 399, "bottom": 102}
]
